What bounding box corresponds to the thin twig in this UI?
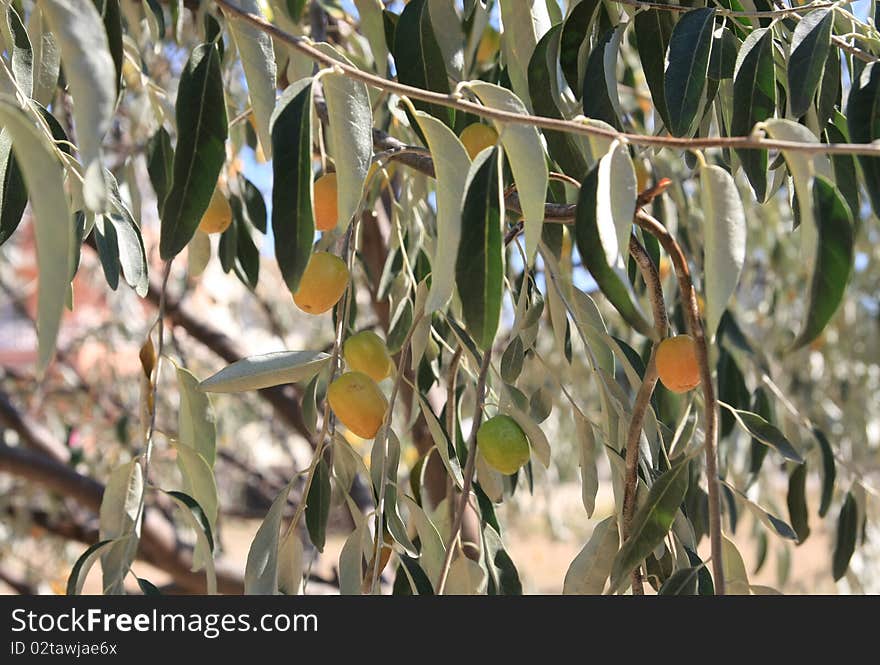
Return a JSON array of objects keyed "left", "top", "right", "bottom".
[
  {"left": 436, "top": 347, "right": 492, "bottom": 595},
  {"left": 634, "top": 209, "right": 725, "bottom": 595},
  {"left": 214, "top": 0, "right": 880, "bottom": 156}
]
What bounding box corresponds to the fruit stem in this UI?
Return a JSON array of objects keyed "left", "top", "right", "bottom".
[
  {"left": 634, "top": 210, "right": 725, "bottom": 595},
  {"left": 436, "top": 346, "right": 493, "bottom": 595}
]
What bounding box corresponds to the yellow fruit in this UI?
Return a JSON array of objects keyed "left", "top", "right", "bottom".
[
  {"left": 656, "top": 335, "right": 702, "bottom": 394},
  {"left": 198, "top": 184, "right": 233, "bottom": 234},
  {"left": 635, "top": 160, "right": 650, "bottom": 193},
  {"left": 292, "top": 252, "right": 349, "bottom": 314},
  {"left": 344, "top": 331, "right": 394, "bottom": 382},
  {"left": 328, "top": 371, "right": 388, "bottom": 439},
  {"left": 459, "top": 123, "right": 499, "bottom": 160},
  {"left": 476, "top": 27, "right": 500, "bottom": 64},
  {"left": 313, "top": 173, "right": 339, "bottom": 231},
  {"left": 477, "top": 415, "right": 531, "bottom": 475}
]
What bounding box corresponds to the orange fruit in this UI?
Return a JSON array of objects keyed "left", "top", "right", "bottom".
[
  {"left": 656, "top": 335, "right": 702, "bottom": 393},
  {"left": 313, "top": 172, "right": 338, "bottom": 231},
  {"left": 343, "top": 331, "right": 394, "bottom": 382},
  {"left": 477, "top": 415, "right": 530, "bottom": 475},
  {"left": 292, "top": 252, "right": 349, "bottom": 314},
  {"left": 328, "top": 371, "right": 388, "bottom": 439},
  {"left": 198, "top": 183, "right": 232, "bottom": 234},
  {"left": 459, "top": 123, "right": 498, "bottom": 160}
]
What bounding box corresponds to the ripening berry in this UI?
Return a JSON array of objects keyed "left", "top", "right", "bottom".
[
  {"left": 313, "top": 173, "right": 339, "bottom": 231},
  {"left": 656, "top": 334, "right": 702, "bottom": 393},
  {"left": 328, "top": 371, "right": 388, "bottom": 439},
  {"left": 344, "top": 331, "right": 394, "bottom": 382},
  {"left": 198, "top": 183, "right": 232, "bottom": 234},
  {"left": 292, "top": 252, "right": 349, "bottom": 315},
  {"left": 459, "top": 123, "right": 499, "bottom": 160},
  {"left": 477, "top": 415, "right": 531, "bottom": 475}
]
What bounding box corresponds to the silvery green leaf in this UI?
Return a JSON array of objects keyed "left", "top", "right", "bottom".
[
  {"left": 415, "top": 109, "right": 471, "bottom": 312},
  {"left": 99, "top": 459, "right": 143, "bottom": 594},
  {"left": 498, "top": 0, "right": 552, "bottom": 108},
  {"left": 563, "top": 516, "right": 619, "bottom": 594},
  {"left": 225, "top": 0, "right": 277, "bottom": 159},
  {"left": 245, "top": 481, "right": 294, "bottom": 594},
  {"left": 700, "top": 163, "right": 746, "bottom": 340},
  {"left": 40, "top": 0, "right": 116, "bottom": 211},
  {"left": 0, "top": 97, "right": 73, "bottom": 375},
  {"left": 467, "top": 81, "right": 548, "bottom": 263},
  {"left": 176, "top": 365, "right": 216, "bottom": 467},
  {"left": 200, "top": 351, "right": 330, "bottom": 392}
]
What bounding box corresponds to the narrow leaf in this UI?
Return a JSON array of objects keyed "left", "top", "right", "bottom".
[
  {"left": 270, "top": 78, "right": 314, "bottom": 292},
  {"left": 721, "top": 403, "right": 804, "bottom": 463},
  {"left": 814, "top": 427, "right": 836, "bottom": 518},
  {"left": 787, "top": 462, "right": 810, "bottom": 544},
  {"left": 200, "top": 350, "right": 330, "bottom": 393},
  {"left": 609, "top": 457, "right": 690, "bottom": 593},
  {"left": 700, "top": 163, "right": 746, "bottom": 339},
  {"left": 787, "top": 9, "right": 833, "bottom": 118},
  {"left": 664, "top": 8, "right": 715, "bottom": 137},
  {"left": 160, "top": 42, "right": 227, "bottom": 259},
  {"left": 455, "top": 146, "right": 503, "bottom": 351},
  {"left": 790, "top": 176, "right": 853, "bottom": 350},
  {"left": 305, "top": 458, "right": 332, "bottom": 552},
  {"left": 832, "top": 491, "right": 857, "bottom": 581},
  {"left": 563, "top": 515, "right": 618, "bottom": 594}
]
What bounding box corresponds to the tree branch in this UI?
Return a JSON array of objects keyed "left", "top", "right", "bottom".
[
  {"left": 215, "top": 0, "right": 880, "bottom": 155},
  {"left": 633, "top": 209, "right": 725, "bottom": 595}
]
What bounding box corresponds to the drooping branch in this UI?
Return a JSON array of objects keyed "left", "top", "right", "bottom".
[
  {"left": 634, "top": 209, "right": 725, "bottom": 596},
  {"left": 215, "top": 0, "right": 880, "bottom": 155},
  {"left": 436, "top": 346, "right": 492, "bottom": 595}
]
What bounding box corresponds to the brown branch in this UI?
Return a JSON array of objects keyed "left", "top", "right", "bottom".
[
  {"left": 215, "top": 0, "right": 880, "bottom": 155},
  {"left": 436, "top": 346, "right": 492, "bottom": 594},
  {"left": 634, "top": 209, "right": 725, "bottom": 595},
  {"left": 0, "top": 441, "right": 245, "bottom": 594}
]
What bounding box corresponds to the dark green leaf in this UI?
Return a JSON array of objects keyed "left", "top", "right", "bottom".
[
  {"left": 825, "top": 114, "right": 860, "bottom": 226},
  {"left": 635, "top": 9, "right": 675, "bottom": 128},
  {"left": 582, "top": 27, "right": 622, "bottom": 130},
  {"left": 95, "top": 0, "right": 124, "bottom": 96},
  {"left": 94, "top": 217, "right": 120, "bottom": 289},
  {"left": 708, "top": 26, "right": 738, "bottom": 80},
  {"left": 7, "top": 5, "right": 33, "bottom": 97},
  {"left": 832, "top": 492, "right": 857, "bottom": 581},
  {"left": 66, "top": 539, "right": 115, "bottom": 595},
  {"left": 722, "top": 403, "right": 804, "bottom": 463},
  {"left": 790, "top": 176, "right": 854, "bottom": 350},
  {"left": 500, "top": 336, "right": 525, "bottom": 384},
  {"left": 395, "top": 553, "right": 434, "bottom": 595},
  {"left": 658, "top": 566, "right": 701, "bottom": 595},
  {"left": 230, "top": 196, "right": 259, "bottom": 290},
  {"left": 748, "top": 387, "right": 773, "bottom": 477},
  {"left": 241, "top": 175, "right": 267, "bottom": 233},
  {"left": 813, "top": 427, "right": 836, "bottom": 518},
  {"left": 456, "top": 147, "right": 503, "bottom": 351},
  {"left": 731, "top": 28, "right": 775, "bottom": 201},
  {"left": 664, "top": 8, "right": 715, "bottom": 137},
  {"left": 165, "top": 490, "right": 215, "bottom": 553},
  {"left": 847, "top": 62, "right": 880, "bottom": 217},
  {"left": 146, "top": 126, "right": 174, "bottom": 213},
  {"left": 218, "top": 213, "right": 238, "bottom": 274},
  {"left": 573, "top": 166, "right": 653, "bottom": 337},
  {"left": 609, "top": 456, "right": 690, "bottom": 593},
  {"left": 270, "top": 79, "right": 314, "bottom": 293},
  {"left": 787, "top": 462, "right": 810, "bottom": 544},
  {"left": 393, "top": 0, "right": 454, "bottom": 128},
  {"left": 528, "top": 24, "right": 589, "bottom": 180},
  {"left": 136, "top": 577, "right": 162, "bottom": 595},
  {"left": 305, "top": 458, "right": 331, "bottom": 552},
  {"left": 160, "top": 43, "right": 227, "bottom": 259},
  {"left": 560, "top": 0, "right": 600, "bottom": 95},
  {"left": 816, "top": 44, "right": 841, "bottom": 131},
  {"left": 717, "top": 347, "right": 749, "bottom": 439},
  {"left": 685, "top": 547, "right": 715, "bottom": 595},
  {"left": 0, "top": 130, "right": 27, "bottom": 246},
  {"left": 787, "top": 9, "right": 833, "bottom": 118},
  {"left": 484, "top": 524, "right": 522, "bottom": 595}
]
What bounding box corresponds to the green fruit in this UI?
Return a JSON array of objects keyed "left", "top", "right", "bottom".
[
  {"left": 477, "top": 415, "right": 530, "bottom": 475},
  {"left": 344, "top": 331, "right": 393, "bottom": 382}
]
